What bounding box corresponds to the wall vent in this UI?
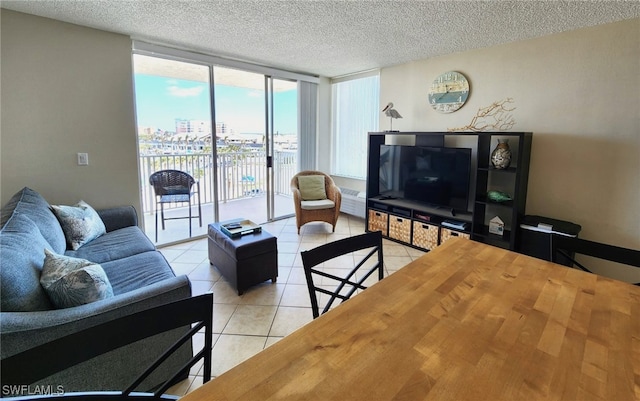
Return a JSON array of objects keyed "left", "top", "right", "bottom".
[{"left": 339, "top": 187, "right": 366, "bottom": 219}]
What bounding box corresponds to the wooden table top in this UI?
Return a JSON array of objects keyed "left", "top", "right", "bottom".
[{"left": 185, "top": 238, "right": 640, "bottom": 401}]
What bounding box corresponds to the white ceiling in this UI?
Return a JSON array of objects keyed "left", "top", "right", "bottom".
[{"left": 2, "top": 1, "right": 638, "bottom": 78}]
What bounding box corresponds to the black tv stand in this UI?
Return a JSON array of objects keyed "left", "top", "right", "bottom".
[
  {"left": 370, "top": 197, "right": 470, "bottom": 220},
  {"left": 366, "top": 131, "right": 532, "bottom": 251},
  {"left": 367, "top": 196, "right": 472, "bottom": 251}
]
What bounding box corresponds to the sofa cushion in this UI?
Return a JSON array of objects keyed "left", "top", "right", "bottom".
[
  {"left": 51, "top": 201, "right": 107, "bottom": 250},
  {"left": 100, "top": 251, "right": 177, "bottom": 295},
  {"left": 40, "top": 250, "right": 114, "bottom": 309},
  {"left": 65, "top": 226, "right": 156, "bottom": 264},
  {"left": 0, "top": 213, "right": 53, "bottom": 311},
  {"left": 0, "top": 187, "right": 66, "bottom": 254},
  {"left": 298, "top": 175, "right": 327, "bottom": 200}
]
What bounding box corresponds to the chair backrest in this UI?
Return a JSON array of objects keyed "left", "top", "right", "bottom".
[
  {"left": 301, "top": 231, "right": 384, "bottom": 318},
  {"left": 550, "top": 234, "right": 640, "bottom": 285},
  {"left": 290, "top": 170, "right": 334, "bottom": 191},
  {"left": 149, "top": 170, "right": 196, "bottom": 196},
  {"left": 1, "top": 293, "right": 213, "bottom": 400}
]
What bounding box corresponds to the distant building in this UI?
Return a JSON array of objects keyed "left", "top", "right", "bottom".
[
  {"left": 215, "top": 122, "right": 231, "bottom": 135},
  {"left": 173, "top": 119, "right": 236, "bottom": 137},
  {"left": 175, "top": 119, "right": 211, "bottom": 135}
]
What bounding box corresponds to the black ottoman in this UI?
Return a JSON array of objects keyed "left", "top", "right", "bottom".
[{"left": 208, "top": 220, "right": 278, "bottom": 295}]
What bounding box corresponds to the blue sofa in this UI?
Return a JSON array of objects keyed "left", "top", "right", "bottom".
[{"left": 0, "top": 187, "right": 193, "bottom": 394}]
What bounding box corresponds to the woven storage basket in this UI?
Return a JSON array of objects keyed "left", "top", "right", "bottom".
[
  {"left": 440, "top": 228, "right": 470, "bottom": 244},
  {"left": 412, "top": 221, "right": 439, "bottom": 250},
  {"left": 388, "top": 215, "right": 411, "bottom": 243},
  {"left": 368, "top": 210, "right": 388, "bottom": 236}
]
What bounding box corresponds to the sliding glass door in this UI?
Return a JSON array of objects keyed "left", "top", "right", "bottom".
[
  {"left": 133, "top": 55, "right": 213, "bottom": 245},
  {"left": 213, "top": 69, "right": 298, "bottom": 223},
  {"left": 213, "top": 67, "right": 268, "bottom": 223},
  {"left": 133, "top": 44, "right": 310, "bottom": 245},
  {"left": 268, "top": 78, "right": 298, "bottom": 220}
]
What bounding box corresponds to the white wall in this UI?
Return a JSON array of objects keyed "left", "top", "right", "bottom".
[{"left": 1, "top": 10, "right": 140, "bottom": 214}]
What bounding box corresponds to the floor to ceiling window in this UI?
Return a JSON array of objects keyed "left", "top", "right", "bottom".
[
  {"left": 331, "top": 73, "right": 380, "bottom": 180},
  {"left": 132, "top": 43, "right": 314, "bottom": 245}
]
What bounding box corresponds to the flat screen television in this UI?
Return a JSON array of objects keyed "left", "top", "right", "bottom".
[{"left": 378, "top": 145, "right": 472, "bottom": 213}]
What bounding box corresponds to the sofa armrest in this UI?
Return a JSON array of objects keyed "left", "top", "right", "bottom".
[
  {"left": 2, "top": 292, "right": 213, "bottom": 390},
  {"left": 98, "top": 205, "right": 138, "bottom": 232},
  {"left": 0, "top": 275, "right": 192, "bottom": 359}
]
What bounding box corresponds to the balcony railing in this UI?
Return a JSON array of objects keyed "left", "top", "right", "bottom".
[{"left": 139, "top": 150, "right": 297, "bottom": 214}]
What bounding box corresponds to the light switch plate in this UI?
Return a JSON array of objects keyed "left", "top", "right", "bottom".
[{"left": 77, "top": 153, "right": 89, "bottom": 166}]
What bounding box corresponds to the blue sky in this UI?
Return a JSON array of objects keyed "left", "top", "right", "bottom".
[{"left": 134, "top": 74, "right": 297, "bottom": 134}]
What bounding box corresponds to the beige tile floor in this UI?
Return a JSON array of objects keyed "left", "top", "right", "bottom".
[{"left": 161, "top": 214, "right": 426, "bottom": 397}]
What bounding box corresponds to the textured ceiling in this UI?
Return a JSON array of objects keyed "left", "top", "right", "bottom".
[{"left": 2, "top": 1, "right": 638, "bottom": 78}]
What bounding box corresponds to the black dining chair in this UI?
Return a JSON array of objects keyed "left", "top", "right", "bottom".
[
  {"left": 550, "top": 234, "right": 640, "bottom": 284},
  {"left": 301, "top": 231, "right": 384, "bottom": 319},
  {"left": 1, "top": 293, "right": 214, "bottom": 401},
  {"left": 149, "top": 170, "right": 202, "bottom": 242}
]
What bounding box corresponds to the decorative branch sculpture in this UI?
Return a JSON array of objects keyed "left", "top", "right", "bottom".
[{"left": 448, "top": 98, "right": 516, "bottom": 132}]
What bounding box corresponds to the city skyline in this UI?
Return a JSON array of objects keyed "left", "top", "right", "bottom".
[{"left": 134, "top": 74, "right": 298, "bottom": 135}]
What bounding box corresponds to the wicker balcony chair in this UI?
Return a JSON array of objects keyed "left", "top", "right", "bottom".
[
  {"left": 290, "top": 170, "right": 342, "bottom": 234},
  {"left": 149, "top": 170, "right": 202, "bottom": 242}
]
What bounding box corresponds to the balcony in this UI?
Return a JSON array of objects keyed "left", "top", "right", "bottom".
[{"left": 140, "top": 150, "right": 296, "bottom": 244}]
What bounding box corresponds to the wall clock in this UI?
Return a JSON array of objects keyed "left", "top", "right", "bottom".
[{"left": 428, "top": 71, "right": 470, "bottom": 113}]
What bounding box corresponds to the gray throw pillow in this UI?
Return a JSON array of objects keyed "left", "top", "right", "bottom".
[
  {"left": 40, "top": 249, "right": 114, "bottom": 309},
  {"left": 1, "top": 187, "right": 67, "bottom": 253},
  {"left": 1, "top": 213, "right": 54, "bottom": 311},
  {"left": 298, "top": 175, "right": 327, "bottom": 201},
  {"left": 51, "top": 200, "right": 106, "bottom": 250}
]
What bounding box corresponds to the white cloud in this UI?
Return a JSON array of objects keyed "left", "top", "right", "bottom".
[{"left": 167, "top": 85, "right": 204, "bottom": 97}]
